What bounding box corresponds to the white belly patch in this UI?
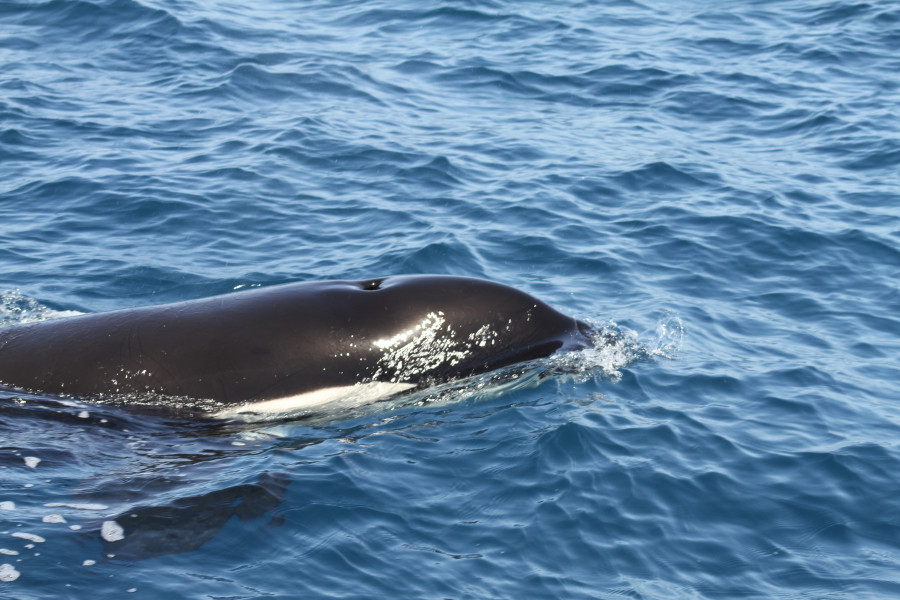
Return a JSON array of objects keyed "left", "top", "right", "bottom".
[{"left": 212, "top": 381, "right": 416, "bottom": 421}]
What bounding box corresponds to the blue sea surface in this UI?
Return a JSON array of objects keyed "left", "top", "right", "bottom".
[{"left": 2, "top": 0, "right": 900, "bottom": 597}]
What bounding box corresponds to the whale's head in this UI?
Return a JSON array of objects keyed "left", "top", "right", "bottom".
[{"left": 309, "top": 275, "right": 594, "bottom": 386}]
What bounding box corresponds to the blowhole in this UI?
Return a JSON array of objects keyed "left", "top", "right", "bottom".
[{"left": 361, "top": 279, "right": 383, "bottom": 291}]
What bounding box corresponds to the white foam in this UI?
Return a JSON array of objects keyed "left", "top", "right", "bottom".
[
  {"left": 0, "top": 563, "right": 20, "bottom": 582},
  {"left": 0, "top": 289, "right": 82, "bottom": 325},
  {"left": 11, "top": 532, "right": 44, "bottom": 543},
  {"left": 23, "top": 457, "right": 40, "bottom": 469},
  {"left": 0, "top": 502, "right": 13, "bottom": 511},
  {"left": 101, "top": 521, "right": 124, "bottom": 542},
  {"left": 42, "top": 515, "right": 66, "bottom": 524}
]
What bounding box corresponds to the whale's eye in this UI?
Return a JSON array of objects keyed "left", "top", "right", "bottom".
[{"left": 361, "top": 279, "right": 383, "bottom": 291}]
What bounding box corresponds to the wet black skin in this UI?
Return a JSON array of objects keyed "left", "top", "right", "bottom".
[{"left": 0, "top": 275, "right": 593, "bottom": 406}]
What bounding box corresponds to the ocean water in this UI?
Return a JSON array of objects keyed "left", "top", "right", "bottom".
[{"left": 2, "top": 0, "right": 900, "bottom": 597}]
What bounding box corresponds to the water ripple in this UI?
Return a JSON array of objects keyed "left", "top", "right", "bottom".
[{"left": 2, "top": 0, "right": 900, "bottom": 597}]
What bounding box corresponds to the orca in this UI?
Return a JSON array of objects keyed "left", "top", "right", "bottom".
[{"left": 0, "top": 275, "right": 595, "bottom": 419}]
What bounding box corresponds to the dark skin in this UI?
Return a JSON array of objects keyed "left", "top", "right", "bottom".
[{"left": 0, "top": 275, "right": 595, "bottom": 410}]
